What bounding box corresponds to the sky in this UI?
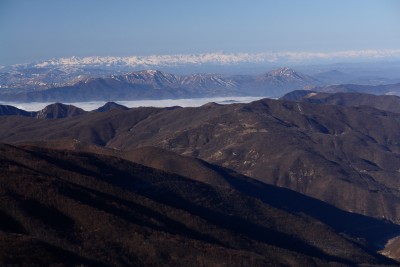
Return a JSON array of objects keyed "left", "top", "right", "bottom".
[{"left": 0, "top": 0, "right": 399, "bottom": 66}]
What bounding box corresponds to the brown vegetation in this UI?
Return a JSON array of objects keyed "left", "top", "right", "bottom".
[
  {"left": 3, "top": 94, "right": 400, "bottom": 265},
  {"left": 0, "top": 144, "right": 398, "bottom": 266}
]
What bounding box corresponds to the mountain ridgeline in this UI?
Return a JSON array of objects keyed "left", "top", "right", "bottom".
[
  {"left": 0, "top": 102, "right": 127, "bottom": 118},
  {"left": 3, "top": 95, "right": 400, "bottom": 223},
  {"left": 3, "top": 66, "right": 400, "bottom": 103},
  {"left": 4, "top": 92, "right": 400, "bottom": 265},
  {"left": 0, "top": 68, "right": 322, "bottom": 102}
]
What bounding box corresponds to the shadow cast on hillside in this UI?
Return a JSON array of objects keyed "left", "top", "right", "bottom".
[{"left": 210, "top": 164, "right": 400, "bottom": 248}]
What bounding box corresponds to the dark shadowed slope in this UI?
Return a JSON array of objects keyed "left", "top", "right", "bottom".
[
  {"left": 123, "top": 146, "right": 400, "bottom": 248},
  {"left": 0, "top": 143, "right": 398, "bottom": 266},
  {"left": 122, "top": 146, "right": 232, "bottom": 188}
]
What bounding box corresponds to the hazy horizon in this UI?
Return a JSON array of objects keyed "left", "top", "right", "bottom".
[{"left": 1, "top": 0, "right": 399, "bottom": 66}]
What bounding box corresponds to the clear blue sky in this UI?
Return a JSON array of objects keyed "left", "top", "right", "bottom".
[{"left": 1, "top": 0, "right": 399, "bottom": 65}]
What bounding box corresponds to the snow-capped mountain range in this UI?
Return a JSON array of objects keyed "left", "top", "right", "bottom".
[
  {"left": 2, "top": 50, "right": 400, "bottom": 93},
  {"left": 12, "top": 53, "right": 266, "bottom": 70},
  {"left": 2, "top": 52, "right": 400, "bottom": 102},
  {"left": 111, "top": 70, "right": 239, "bottom": 90},
  {"left": 0, "top": 53, "right": 266, "bottom": 91},
  {"left": 7, "top": 49, "right": 400, "bottom": 70},
  {"left": 0, "top": 68, "right": 322, "bottom": 102}
]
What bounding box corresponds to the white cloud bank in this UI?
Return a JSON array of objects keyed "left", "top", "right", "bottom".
[
  {"left": 30, "top": 49, "right": 400, "bottom": 68},
  {"left": 1, "top": 96, "right": 266, "bottom": 111}
]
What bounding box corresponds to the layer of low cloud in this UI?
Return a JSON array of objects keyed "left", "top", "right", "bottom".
[{"left": 1, "top": 96, "right": 265, "bottom": 111}]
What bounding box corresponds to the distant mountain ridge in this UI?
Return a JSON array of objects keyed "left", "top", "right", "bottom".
[
  {"left": 0, "top": 68, "right": 321, "bottom": 102},
  {"left": 2, "top": 59, "right": 400, "bottom": 103},
  {"left": 12, "top": 53, "right": 267, "bottom": 69}
]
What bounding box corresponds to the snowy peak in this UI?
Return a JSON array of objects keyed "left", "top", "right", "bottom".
[
  {"left": 269, "top": 67, "right": 298, "bottom": 77},
  {"left": 111, "top": 70, "right": 239, "bottom": 89},
  {"left": 268, "top": 67, "right": 304, "bottom": 79},
  {"left": 132, "top": 70, "right": 180, "bottom": 83},
  {"left": 8, "top": 49, "right": 400, "bottom": 71},
  {"left": 257, "top": 67, "right": 320, "bottom": 85},
  {"left": 180, "top": 74, "right": 238, "bottom": 89},
  {"left": 21, "top": 52, "right": 266, "bottom": 70},
  {"left": 113, "top": 70, "right": 181, "bottom": 88}
]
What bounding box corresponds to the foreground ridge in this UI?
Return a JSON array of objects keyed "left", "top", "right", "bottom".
[{"left": 0, "top": 143, "right": 398, "bottom": 266}]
